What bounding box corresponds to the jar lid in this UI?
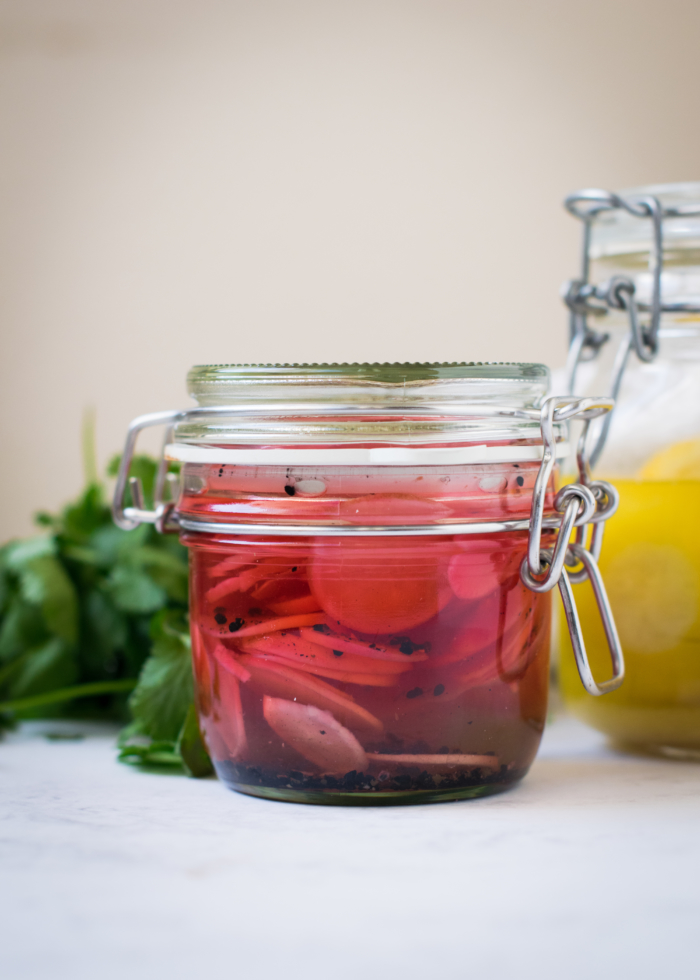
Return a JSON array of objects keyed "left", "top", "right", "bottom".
[
  {"left": 187, "top": 361, "right": 549, "bottom": 408},
  {"left": 174, "top": 361, "right": 560, "bottom": 455}
]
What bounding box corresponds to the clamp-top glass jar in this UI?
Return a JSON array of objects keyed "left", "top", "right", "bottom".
[
  {"left": 559, "top": 183, "right": 700, "bottom": 756},
  {"left": 114, "top": 362, "right": 622, "bottom": 804}
]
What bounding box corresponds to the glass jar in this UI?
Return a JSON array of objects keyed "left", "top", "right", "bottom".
[
  {"left": 114, "top": 361, "right": 620, "bottom": 804},
  {"left": 559, "top": 183, "right": 700, "bottom": 756}
]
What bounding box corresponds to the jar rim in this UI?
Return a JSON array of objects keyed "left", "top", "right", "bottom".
[
  {"left": 187, "top": 361, "right": 549, "bottom": 396},
  {"left": 590, "top": 181, "right": 700, "bottom": 260}
]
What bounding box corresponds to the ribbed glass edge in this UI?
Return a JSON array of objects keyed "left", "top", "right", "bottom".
[{"left": 187, "top": 361, "right": 549, "bottom": 396}]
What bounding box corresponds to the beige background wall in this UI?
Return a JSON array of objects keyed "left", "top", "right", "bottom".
[{"left": 1, "top": 0, "right": 699, "bottom": 540}]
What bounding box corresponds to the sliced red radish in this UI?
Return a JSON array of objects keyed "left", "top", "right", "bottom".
[
  {"left": 366, "top": 752, "right": 499, "bottom": 769},
  {"left": 263, "top": 696, "right": 368, "bottom": 773},
  {"left": 249, "top": 572, "right": 308, "bottom": 605},
  {"left": 215, "top": 670, "right": 248, "bottom": 760},
  {"left": 212, "top": 643, "right": 251, "bottom": 682},
  {"left": 209, "top": 557, "right": 254, "bottom": 578},
  {"left": 447, "top": 543, "right": 522, "bottom": 601},
  {"left": 299, "top": 626, "right": 429, "bottom": 663},
  {"left": 241, "top": 659, "right": 383, "bottom": 732},
  {"left": 267, "top": 594, "right": 322, "bottom": 616},
  {"left": 206, "top": 564, "right": 301, "bottom": 603},
  {"left": 438, "top": 587, "right": 536, "bottom": 666},
  {"left": 244, "top": 652, "right": 398, "bottom": 687},
  {"left": 230, "top": 613, "right": 323, "bottom": 639},
  {"left": 239, "top": 633, "right": 412, "bottom": 674},
  {"left": 309, "top": 537, "right": 453, "bottom": 634}
]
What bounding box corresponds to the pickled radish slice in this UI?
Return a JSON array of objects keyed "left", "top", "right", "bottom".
[
  {"left": 249, "top": 573, "right": 308, "bottom": 605},
  {"left": 263, "top": 696, "right": 368, "bottom": 773},
  {"left": 339, "top": 493, "right": 449, "bottom": 525},
  {"left": 299, "top": 626, "right": 429, "bottom": 663},
  {"left": 210, "top": 554, "right": 301, "bottom": 578},
  {"left": 448, "top": 551, "right": 501, "bottom": 601},
  {"left": 245, "top": 652, "right": 398, "bottom": 687},
  {"left": 439, "top": 604, "right": 546, "bottom": 699},
  {"left": 206, "top": 564, "right": 302, "bottom": 602},
  {"left": 248, "top": 575, "right": 320, "bottom": 615},
  {"left": 212, "top": 643, "right": 251, "bottom": 683},
  {"left": 191, "top": 624, "right": 213, "bottom": 717},
  {"left": 209, "top": 557, "right": 253, "bottom": 578},
  {"left": 309, "top": 538, "right": 452, "bottom": 634},
  {"left": 366, "top": 752, "right": 499, "bottom": 769},
  {"left": 230, "top": 613, "right": 323, "bottom": 639},
  {"left": 267, "top": 594, "right": 322, "bottom": 616},
  {"left": 215, "top": 671, "right": 248, "bottom": 759},
  {"left": 439, "top": 660, "right": 500, "bottom": 700},
  {"left": 438, "top": 587, "right": 536, "bottom": 666},
  {"left": 239, "top": 633, "right": 412, "bottom": 674},
  {"left": 241, "top": 658, "right": 384, "bottom": 732},
  {"left": 448, "top": 539, "right": 522, "bottom": 601}
]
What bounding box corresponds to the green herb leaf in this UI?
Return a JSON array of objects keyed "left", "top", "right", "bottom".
[
  {"left": 106, "top": 566, "right": 167, "bottom": 615},
  {"left": 19, "top": 555, "right": 79, "bottom": 644},
  {"left": 5, "top": 535, "right": 56, "bottom": 570},
  {"left": 127, "top": 610, "right": 193, "bottom": 742},
  {"left": 118, "top": 740, "right": 184, "bottom": 768},
  {"left": 6, "top": 636, "right": 78, "bottom": 703},
  {"left": 177, "top": 704, "right": 214, "bottom": 778},
  {"left": 0, "top": 598, "right": 48, "bottom": 664}
]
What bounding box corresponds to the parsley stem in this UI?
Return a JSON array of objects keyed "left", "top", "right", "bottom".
[{"left": 0, "top": 679, "right": 137, "bottom": 714}]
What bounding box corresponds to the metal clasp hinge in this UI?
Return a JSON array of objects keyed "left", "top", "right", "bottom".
[
  {"left": 520, "top": 396, "right": 624, "bottom": 696},
  {"left": 112, "top": 409, "right": 183, "bottom": 532}
]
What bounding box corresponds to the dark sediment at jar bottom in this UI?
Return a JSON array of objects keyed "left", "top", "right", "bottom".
[{"left": 214, "top": 759, "right": 527, "bottom": 806}]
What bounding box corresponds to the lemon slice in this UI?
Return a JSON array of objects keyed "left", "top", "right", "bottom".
[
  {"left": 605, "top": 543, "right": 698, "bottom": 654},
  {"left": 639, "top": 439, "right": 700, "bottom": 480}
]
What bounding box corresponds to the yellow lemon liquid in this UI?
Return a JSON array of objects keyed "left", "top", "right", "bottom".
[{"left": 559, "top": 478, "right": 700, "bottom": 754}]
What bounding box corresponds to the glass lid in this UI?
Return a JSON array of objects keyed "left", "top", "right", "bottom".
[
  {"left": 187, "top": 361, "right": 549, "bottom": 409},
  {"left": 173, "top": 361, "right": 558, "bottom": 450}
]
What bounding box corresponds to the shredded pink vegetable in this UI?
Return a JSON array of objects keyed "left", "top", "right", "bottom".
[
  {"left": 212, "top": 643, "right": 251, "bottom": 683},
  {"left": 205, "top": 564, "right": 301, "bottom": 603},
  {"left": 298, "top": 626, "right": 428, "bottom": 663},
  {"left": 229, "top": 613, "right": 323, "bottom": 639}
]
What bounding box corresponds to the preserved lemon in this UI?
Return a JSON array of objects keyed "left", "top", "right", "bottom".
[
  {"left": 638, "top": 439, "right": 700, "bottom": 481},
  {"left": 559, "top": 466, "right": 700, "bottom": 754}
]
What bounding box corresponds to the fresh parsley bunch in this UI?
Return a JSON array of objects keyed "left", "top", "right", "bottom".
[{"left": 0, "top": 455, "right": 211, "bottom": 777}]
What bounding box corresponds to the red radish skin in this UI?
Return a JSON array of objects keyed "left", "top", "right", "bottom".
[
  {"left": 309, "top": 538, "right": 453, "bottom": 634},
  {"left": 262, "top": 696, "right": 368, "bottom": 773}
]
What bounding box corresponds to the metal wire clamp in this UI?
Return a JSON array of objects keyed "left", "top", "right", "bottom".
[
  {"left": 112, "top": 395, "right": 624, "bottom": 696},
  {"left": 519, "top": 396, "right": 624, "bottom": 694},
  {"left": 562, "top": 187, "right": 700, "bottom": 466}
]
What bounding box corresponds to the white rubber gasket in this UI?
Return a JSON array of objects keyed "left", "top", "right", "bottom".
[{"left": 165, "top": 442, "right": 570, "bottom": 466}]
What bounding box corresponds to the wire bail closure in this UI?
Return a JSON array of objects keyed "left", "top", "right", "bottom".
[
  {"left": 112, "top": 395, "right": 624, "bottom": 697},
  {"left": 562, "top": 188, "right": 700, "bottom": 467}
]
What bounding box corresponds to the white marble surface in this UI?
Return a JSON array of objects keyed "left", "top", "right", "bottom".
[{"left": 2, "top": 715, "right": 700, "bottom": 980}]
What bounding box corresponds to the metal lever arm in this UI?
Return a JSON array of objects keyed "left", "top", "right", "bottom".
[{"left": 112, "top": 409, "right": 182, "bottom": 531}]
